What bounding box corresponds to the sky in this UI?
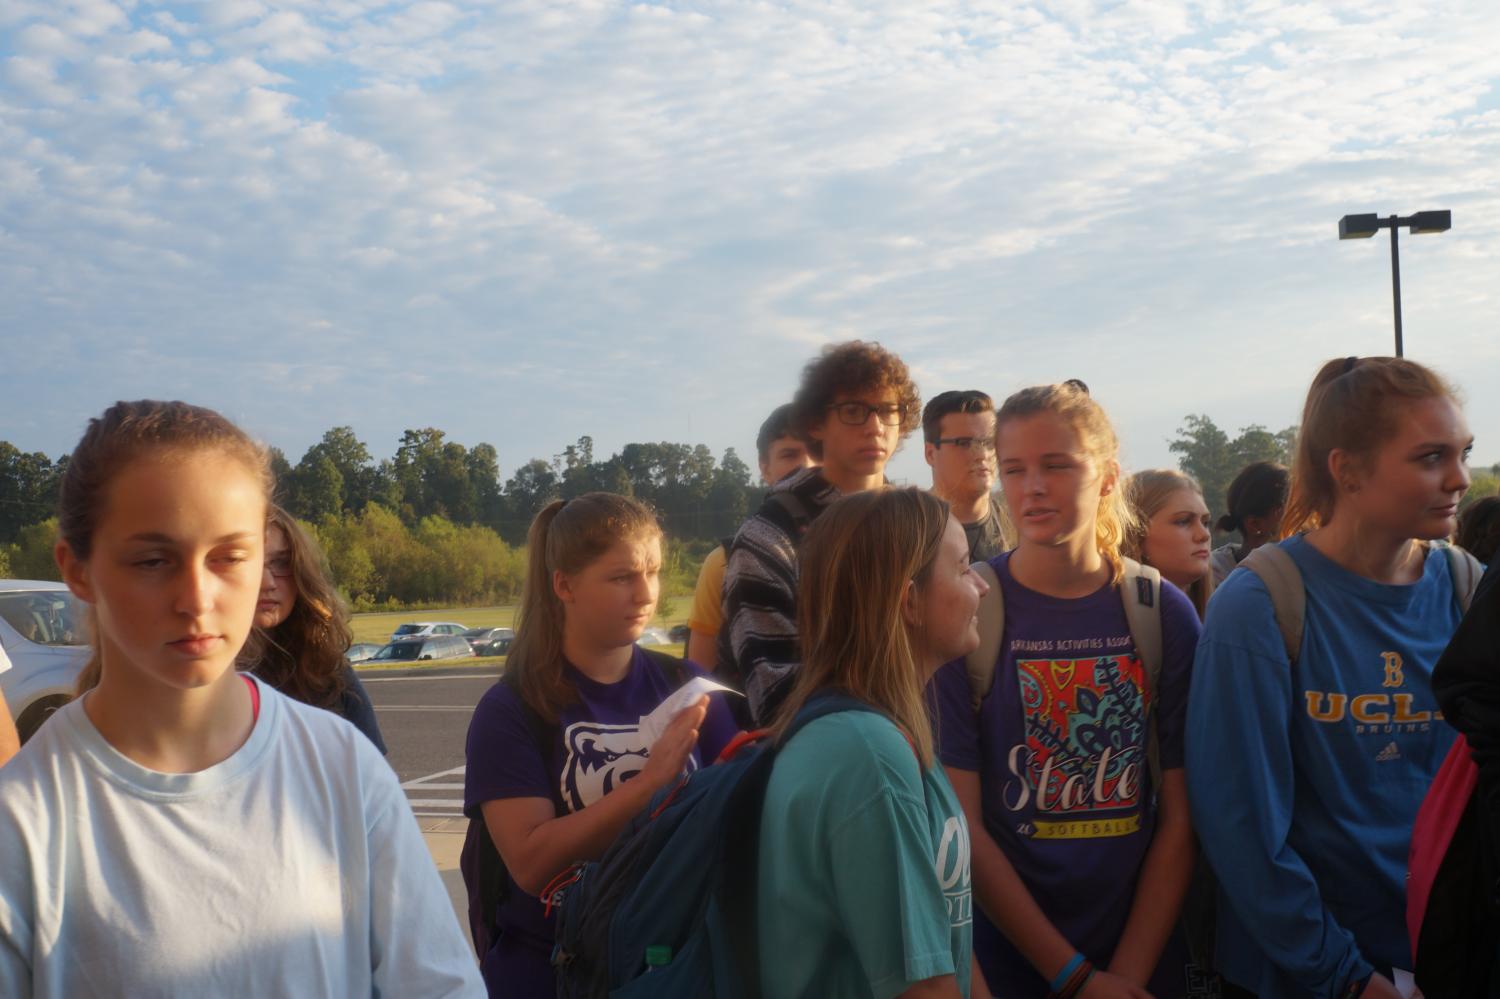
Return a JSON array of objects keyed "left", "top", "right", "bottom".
[{"left": 3, "top": 0, "right": 1499, "bottom": 489}]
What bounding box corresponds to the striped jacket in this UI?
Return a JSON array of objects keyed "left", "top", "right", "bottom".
[{"left": 714, "top": 467, "right": 843, "bottom": 725}]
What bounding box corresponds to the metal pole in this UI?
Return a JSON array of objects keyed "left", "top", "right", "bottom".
[{"left": 1389, "top": 216, "right": 1403, "bottom": 358}]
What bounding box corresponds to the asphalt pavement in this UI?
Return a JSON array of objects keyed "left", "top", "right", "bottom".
[{"left": 359, "top": 663, "right": 501, "bottom": 946}]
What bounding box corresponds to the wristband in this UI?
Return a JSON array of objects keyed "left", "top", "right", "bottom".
[{"left": 1050, "top": 953, "right": 1085, "bottom": 994}]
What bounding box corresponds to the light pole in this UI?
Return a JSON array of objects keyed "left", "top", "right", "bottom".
[{"left": 1337, "top": 210, "right": 1451, "bottom": 357}]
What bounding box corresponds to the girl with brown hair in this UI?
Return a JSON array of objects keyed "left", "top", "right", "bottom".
[
  {"left": 1124, "top": 469, "right": 1215, "bottom": 619},
  {"left": 241, "top": 505, "right": 385, "bottom": 750},
  {"left": 462, "top": 492, "right": 738, "bottom": 997},
  {"left": 1188, "top": 357, "right": 1476, "bottom": 999},
  {"left": 0, "top": 400, "right": 481, "bottom": 996},
  {"left": 758, "top": 486, "right": 986, "bottom": 998}
]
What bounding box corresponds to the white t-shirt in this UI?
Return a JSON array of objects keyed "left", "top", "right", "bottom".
[{"left": 0, "top": 677, "right": 484, "bottom": 998}]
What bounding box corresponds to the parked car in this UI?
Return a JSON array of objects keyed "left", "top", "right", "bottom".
[
  {"left": 463, "top": 627, "right": 515, "bottom": 656},
  {"left": 639, "top": 627, "right": 671, "bottom": 646},
  {"left": 668, "top": 624, "right": 691, "bottom": 643},
  {"left": 390, "top": 621, "right": 469, "bottom": 641},
  {"left": 368, "top": 635, "right": 475, "bottom": 663},
  {"left": 0, "top": 580, "right": 90, "bottom": 743},
  {"left": 345, "top": 643, "right": 383, "bottom": 664}
]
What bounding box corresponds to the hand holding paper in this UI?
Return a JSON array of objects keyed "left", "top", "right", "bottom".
[{"left": 637, "top": 676, "right": 741, "bottom": 747}]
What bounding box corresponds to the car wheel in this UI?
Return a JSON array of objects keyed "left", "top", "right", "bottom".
[{"left": 17, "top": 694, "right": 71, "bottom": 744}]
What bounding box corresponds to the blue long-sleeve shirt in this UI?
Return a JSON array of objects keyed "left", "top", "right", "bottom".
[{"left": 1186, "top": 535, "right": 1461, "bottom": 998}]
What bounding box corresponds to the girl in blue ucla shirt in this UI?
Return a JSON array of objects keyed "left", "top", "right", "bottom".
[{"left": 1187, "top": 357, "right": 1477, "bottom": 999}]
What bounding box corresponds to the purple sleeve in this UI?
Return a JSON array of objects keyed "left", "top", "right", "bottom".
[
  {"left": 684, "top": 660, "right": 743, "bottom": 763},
  {"left": 1155, "top": 579, "right": 1201, "bottom": 771},
  {"left": 930, "top": 657, "right": 981, "bottom": 771},
  {"left": 463, "top": 683, "right": 555, "bottom": 817}
]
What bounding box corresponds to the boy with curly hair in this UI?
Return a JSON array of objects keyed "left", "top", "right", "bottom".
[{"left": 716, "top": 340, "right": 920, "bottom": 724}]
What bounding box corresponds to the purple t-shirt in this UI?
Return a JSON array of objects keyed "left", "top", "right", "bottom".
[
  {"left": 463, "top": 647, "right": 739, "bottom": 998},
  {"left": 931, "top": 552, "right": 1198, "bottom": 999}
]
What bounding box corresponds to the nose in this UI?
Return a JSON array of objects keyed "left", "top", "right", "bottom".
[
  {"left": 175, "top": 560, "right": 215, "bottom": 619},
  {"left": 1193, "top": 521, "right": 1210, "bottom": 543},
  {"left": 970, "top": 566, "right": 990, "bottom": 598}
]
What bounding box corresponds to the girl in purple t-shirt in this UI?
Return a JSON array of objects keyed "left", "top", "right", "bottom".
[
  {"left": 932, "top": 382, "right": 1200, "bottom": 999},
  {"left": 462, "top": 492, "right": 739, "bottom": 998}
]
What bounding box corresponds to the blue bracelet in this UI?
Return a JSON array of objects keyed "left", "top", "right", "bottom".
[{"left": 1051, "top": 953, "right": 1086, "bottom": 994}]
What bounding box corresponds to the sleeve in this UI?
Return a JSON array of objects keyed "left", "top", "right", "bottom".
[
  {"left": 339, "top": 663, "right": 388, "bottom": 755},
  {"left": 820, "top": 734, "right": 958, "bottom": 998},
  {"left": 1185, "top": 572, "right": 1374, "bottom": 997},
  {"left": 463, "top": 685, "right": 555, "bottom": 817},
  {"left": 929, "top": 657, "right": 982, "bottom": 772},
  {"left": 1433, "top": 565, "right": 1500, "bottom": 839},
  {"left": 687, "top": 547, "right": 727, "bottom": 635},
  {"left": 682, "top": 661, "right": 743, "bottom": 763},
  {"left": 1154, "top": 581, "right": 1201, "bottom": 771},
  {"left": 360, "top": 739, "right": 487, "bottom": 997},
  {"left": 719, "top": 520, "right": 801, "bottom": 722}
]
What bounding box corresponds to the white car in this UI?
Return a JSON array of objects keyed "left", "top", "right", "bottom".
[
  {"left": 389, "top": 621, "right": 469, "bottom": 641},
  {"left": 0, "top": 580, "right": 90, "bottom": 743}
]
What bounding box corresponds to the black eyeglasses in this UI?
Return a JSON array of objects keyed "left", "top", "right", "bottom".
[
  {"left": 264, "top": 556, "right": 293, "bottom": 579},
  {"left": 827, "top": 401, "right": 904, "bottom": 427},
  {"left": 932, "top": 436, "right": 995, "bottom": 453}
]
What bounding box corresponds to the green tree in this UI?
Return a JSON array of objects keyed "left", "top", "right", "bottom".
[
  {"left": 503, "top": 459, "right": 561, "bottom": 542},
  {"left": 1463, "top": 471, "right": 1499, "bottom": 511},
  {"left": 1169, "top": 415, "right": 1296, "bottom": 529},
  {"left": 0, "top": 443, "right": 60, "bottom": 543},
  {"left": 9, "top": 518, "right": 61, "bottom": 581}
]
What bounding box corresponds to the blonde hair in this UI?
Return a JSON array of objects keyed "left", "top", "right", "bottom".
[
  {"left": 1123, "top": 469, "right": 1214, "bottom": 619},
  {"left": 769, "top": 488, "right": 949, "bottom": 768},
  {"left": 241, "top": 506, "right": 352, "bottom": 709},
  {"left": 508, "top": 493, "right": 663, "bottom": 722},
  {"left": 1284, "top": 357, "right": 1458, "bottom": 536},
  {"left": 996, "top": 382, "right": 1136, "bottom": 582},
  {"left": 66, "top": 401, "right": 272, "bottom": 697}
]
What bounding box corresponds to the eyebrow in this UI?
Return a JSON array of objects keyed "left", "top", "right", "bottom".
[
  {"left": 1409, "top": 439, "right": 1475, "bottom": 451},
  {"left": 125, "top": 531, "right": 260, "bottom": 544}
]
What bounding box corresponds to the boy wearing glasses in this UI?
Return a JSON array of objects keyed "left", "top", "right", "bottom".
[
  {"left": 923, "top": 390, "right": 1013, "bottom": 562},
  {"left": 716, "top": 340, "right": 920, "bottom": 724}
]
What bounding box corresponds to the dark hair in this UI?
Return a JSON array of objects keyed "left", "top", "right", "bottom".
[
  {"left": 921, "top": 390, "right": 994, "bottom": 444},
  {"left": 755, "top": 403, "right": 798, "bottom": 464},
  {"left": 789, "top": 340, "right": 921, "bottom": 460},
  {"left": 508, "top": 493, "right": 663, "bottom": 722},
  {"left": 243, "top": 505, "right": 352, "bottom": 710},
  {"left": 1216, "top": 462, "right": 1290, "bottom": 535},
  {"left": 1457, "top": 496, "right": 1500, "bottom": 565},
  {"left": 1284, "top": 357, "right": 1456, "bottom": 534},
  {"left": 64, "top": 400, "right": 273, "bottom": 696}
]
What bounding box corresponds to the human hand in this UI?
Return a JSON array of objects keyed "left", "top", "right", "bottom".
[
  {"left": 639, "top": 695, "right": 708, "bottom": 791},
  {"left": 1359, "top": 974, "right": 1404, "bottom": 999},
  {"left": 1078, "top": 970, "right": 1153, "bottom": 999}
]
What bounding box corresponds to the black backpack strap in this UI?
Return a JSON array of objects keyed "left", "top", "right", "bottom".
[
  {"left": 721, "top": 692, "right": 884, "bottom": 996},
  {"left": 763, "top": 488, "right": 815, "bottom": 544},
  {"left": 641, "top": 646, "right": 689, "bottom": 689}
]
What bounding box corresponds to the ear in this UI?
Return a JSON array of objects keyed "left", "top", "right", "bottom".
[
  {"left": 807, "top": 413, "right": 828, "bottom": 445},
  {"left": 1327, "top": 448, "right": 1363, "bottom": 495},
  {"left": 552, "top": 568, "right": 575, "bottom": 605},
  {"left": 924, "top": 441, "right": 938, "bottom": 467},
  {"left": 758, "top": 460, "right": 772, "bottom": 485},
  {"left": 899, "top": 578, "right": 922, "bottom": 630},
  {"left": 1098, "top": 459, "right": 1121, "bottom": 498},
  {"left": 55, "top": 540, "right": 96, "bottom": 605}
]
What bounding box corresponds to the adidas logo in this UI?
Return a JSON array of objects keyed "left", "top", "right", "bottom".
[{"left": 1376, "top": 742, "right": 1401, "bottom": 762}]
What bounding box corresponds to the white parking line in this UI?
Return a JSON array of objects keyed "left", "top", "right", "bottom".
[
  {"left": 359, "top": 672, "right": 499, "bottom": 683},
  {"left": 401, "top": 766, "right": 465, "bottom": 789}
]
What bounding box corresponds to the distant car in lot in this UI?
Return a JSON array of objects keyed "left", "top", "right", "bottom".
[
  {"left": 389, "top": 622, "right": 469, "bottom": 641},
  {"left": 668, "top": 624, "right": 691, "bottom": 643},
  {"left": 368, "top": 634, "right": 475, "bottom": 663},
  {"left": 0, "top": 580, "right": 90, "bottom": 744},
  {"left": 345, "top": 643, "right": 383, "bottom": 664},
  {"left": 639, "top": 627, "right": 671, "bottom": 646},
  {"left": 463, "top": 627, "right": 515, "bottom": 656}
]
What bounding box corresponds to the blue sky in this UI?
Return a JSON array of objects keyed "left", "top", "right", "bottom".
[{"left": 3, "top": 0, "right": 1498, "bottom": 488}]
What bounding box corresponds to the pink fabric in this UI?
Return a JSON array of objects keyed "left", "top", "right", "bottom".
[{"left": 1407, "top": 733, "right": 1479, "bottom": 957}]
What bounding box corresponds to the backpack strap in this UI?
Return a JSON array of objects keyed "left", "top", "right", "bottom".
[
  {"left": 763, "top": 488, "right": 815, "bottom": 544},
  {"left": 964, "top": 560, "right": 1004, "bottom": 710},
  {"left": 1119, "top": 557, "right": 1164, "bottom": 790},
  {"left": 1432, "top": 539, "right": 1483, "bottom": 614},
  {"left": 641, "top": 646, "right": 690, "bottom": 689},
  {"left": 1241, "top": 543, "right": 1306, "bottom": 665}
]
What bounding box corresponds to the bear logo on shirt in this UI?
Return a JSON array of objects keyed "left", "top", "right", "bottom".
[{"left": 558, "top": 722, "right": 701, "bottom": 812}]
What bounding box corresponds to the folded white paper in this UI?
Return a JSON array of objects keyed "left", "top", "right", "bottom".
[{"left": 637, "top": 676, "right": 741, "bottom": 747}]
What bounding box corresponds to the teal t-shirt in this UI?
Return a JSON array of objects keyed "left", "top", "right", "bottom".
[{"left": 758, "top": 710, "right": 973, "bottom": 999}]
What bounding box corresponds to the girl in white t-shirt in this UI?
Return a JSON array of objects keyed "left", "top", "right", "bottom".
[{"left": 0, "top": 400, "right": 483, "bottom": 998}]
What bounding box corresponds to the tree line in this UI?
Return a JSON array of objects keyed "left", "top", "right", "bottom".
[{"left": 3, "top": 421, "right": 1496, "bottom": 606}]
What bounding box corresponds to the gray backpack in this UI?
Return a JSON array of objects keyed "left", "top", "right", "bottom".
[
  {"left": 1240, "top": 539, "right": 1483, "bottom": 662},
  {"left": 963, "top": 556, "right": 1165, "bottom": 787}
]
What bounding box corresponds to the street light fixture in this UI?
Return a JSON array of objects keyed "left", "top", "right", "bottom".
[{"left": 1337, "top": 210, "right": 1452, "bottom": 357}]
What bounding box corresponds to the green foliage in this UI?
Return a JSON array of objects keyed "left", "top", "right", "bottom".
[
  {"left": 0, "top": 442, "right": 64, "bottom": 544},
  {"left": 1463, "top": 471, "right": 1499, "bottom": 511},
  {"left": 9, "top": 518, "right": 61, "bottom": 581},
  {"left": 1169, "top": 415, "right": 1297, "bottom": 530}
]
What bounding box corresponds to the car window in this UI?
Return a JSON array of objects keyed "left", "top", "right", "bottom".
[
  {"left": 0, "top": 591, "right": 89, "bottom": 647},
  {"left": 463, "top": 628, "right": 487, "bottom": 639},
  {"left": 393, "top": 625, "right": 421, "bottom": 636}
]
